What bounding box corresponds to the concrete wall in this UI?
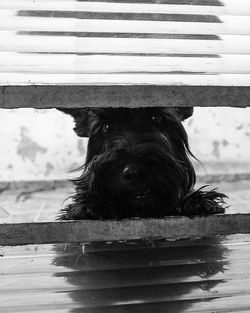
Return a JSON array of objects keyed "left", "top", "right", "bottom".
[
  {"left": 0, "top": 107, "right": 249, "bottom": 181},
  {"left": 186, "top": 107, "right": 250, "bottom": 175}
]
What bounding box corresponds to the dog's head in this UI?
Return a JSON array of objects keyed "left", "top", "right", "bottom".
[{"left": 61, "top": 107, "right": 195, "bottom": 219}]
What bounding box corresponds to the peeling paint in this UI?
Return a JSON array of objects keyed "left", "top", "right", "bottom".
[
  {"left": 236, "top": 124, "right": 244, "bottom": 130},
  {"left": 77, "top": 139, "right": 85, "bottom": 155},
  {"left": 45, "top": 162, "right": 54, "bottom": 177},
  {"left": 212, "top": 140, "right": 220, "bottom": 159},
  {"left": 222, "top": 140, "right": 229, "bottom": 147},
  {"left": 17, "top": 127, "right": 47, "bottom": 162}
]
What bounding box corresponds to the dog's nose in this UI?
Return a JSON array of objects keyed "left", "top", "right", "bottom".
[{"left": 122, "top": 164, "right": 146, "bottom": 183}]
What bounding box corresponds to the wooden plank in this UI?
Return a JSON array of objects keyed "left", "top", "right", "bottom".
[
  {"left": 3, "top": 73, "right": 250, "bottom": 86},
  {"left": 2, "top": 16, "right": 250, "bottom": 36},
  {"left": 1, "top": 214, "right": 250, "bottom": 245},
  {"left": 1, "top": 85, "right": 250, "bottom": 108},
  {"left": 2, "top": 54, "right": 250, "bottom": 74},
  {"left": 2, "top": 35, "right": 250, "bottom": 55}
]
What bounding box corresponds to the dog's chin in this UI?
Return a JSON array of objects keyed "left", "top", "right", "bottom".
[
  {"left": 121, "top": 189, "right": 169, "bottom": 218},
  {"left": 124, "top": 186, "right": 153, "bottom": 204},
  {"left": 131, "top": 188, "right": 152, "bottom": 201}
]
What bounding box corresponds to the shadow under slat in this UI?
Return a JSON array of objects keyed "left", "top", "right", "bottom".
[
  {"left": 17, "top": 31, "right": 222, "bottom": 40},
  {"left": 17, "top": 10, "right": 222, "bottom": 23},
  {"left": 75, "top": 0, "right": 224, "bottom": 6}
]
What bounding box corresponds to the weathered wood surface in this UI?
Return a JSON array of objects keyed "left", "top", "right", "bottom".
[
  {"left": 1, "top": 0, "right": 250, "bottom": 94},
  {"left": 1, "top": 214, "right": 250, "bottom": 246},
  {"left": 1, "top": 85, "right": 250, "bottom": 108},
  {"left": 1, "top": 234, "right": 250, "bottom": 312}
]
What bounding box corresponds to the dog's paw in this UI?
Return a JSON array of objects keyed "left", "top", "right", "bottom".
[
  {"left": 177, "top": 186, "right": 228, "bottom": 216},
  {"left": 58, "top": 194, "right": 117, "bottom": 220},
  {"left": 58, "top": 203, "right": 86, "bottom": 220}
]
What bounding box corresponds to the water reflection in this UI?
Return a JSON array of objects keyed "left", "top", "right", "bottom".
[{"left": 53, "top": 237, "right": 229, "bottom": 312}]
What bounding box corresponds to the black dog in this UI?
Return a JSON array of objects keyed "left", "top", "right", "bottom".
[{"left": 59, "top": 107, "right": 226, "bottom": 220}]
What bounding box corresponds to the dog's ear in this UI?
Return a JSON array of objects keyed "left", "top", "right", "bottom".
[
  {"left": 167, "top": 107, "right": 194, "bottom": 121},
  {"left": 58, "top": 108, "right": 89, "bottom": 137}
]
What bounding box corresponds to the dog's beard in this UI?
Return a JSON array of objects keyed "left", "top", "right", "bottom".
[{"left": 69, "top": 142, "right": 196, "bottom": 220}]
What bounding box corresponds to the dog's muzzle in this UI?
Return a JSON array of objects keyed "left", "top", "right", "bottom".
[{"left": 122, "top": 163, "right": 147, "bottom": 183}]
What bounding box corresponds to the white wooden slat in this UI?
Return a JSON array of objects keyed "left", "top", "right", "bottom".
[
  {"left": 1, "top": 72, "right": 250, "bottom": 86},
  {"left": 2, "top": 54, "right": 250, "bottom": 74},
  {"left": 1, "top": 0, "right": 250, "bottom": 17},
  {"left": 1, "top": 34, "right": 250, "bottom": 55},
  {"left": 2, "top": 16, "right": 250, "bottom": 36}
]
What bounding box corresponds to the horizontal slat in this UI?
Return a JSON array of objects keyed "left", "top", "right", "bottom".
[
  {"left": 0, "top": 0, "right": 250, "bottom": 16},
  {"left": 1, "top": 35, "right": 250, "bottom": 55},
  {"left": 1, "top": 85, "right": 250, "bottom": 108},
  {"left": 1, "top": 16, "right": 250, "bottom": 35},
  {"left": 2, "top": 54, "right": 250, "bottom": 74},
  {"left": 1, "top": 214, "right": 250, "bottom": 245},
  {"left": 3, "top": 73, "right": 250, "bottom": 86}
]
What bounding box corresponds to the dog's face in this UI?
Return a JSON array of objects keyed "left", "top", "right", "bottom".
[{"left": 61, "top": 107, "right": 196, "bottom": 219}]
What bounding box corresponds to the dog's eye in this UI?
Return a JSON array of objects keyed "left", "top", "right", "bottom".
[
  {"left": 102, "top": 122, "right": 112, "bottom": 133},
  {"left": 151, "top": 115, "right": 162, "bottom": 124}
]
